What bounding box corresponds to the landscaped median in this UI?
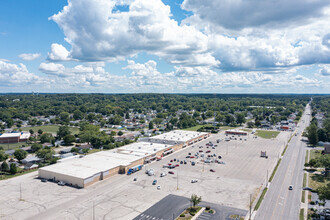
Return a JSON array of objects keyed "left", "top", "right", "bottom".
[{"left": 176, "top": 206, "right": 203, "bottom": 220}]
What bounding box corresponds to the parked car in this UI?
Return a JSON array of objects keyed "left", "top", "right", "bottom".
[
  {"left": 160, "top": 172, "right": 166, "bottom": 177},
  {"left": 191, "top": 162, "right": 195, "bottom": 166},
  {"left": 133, "top": 177, "right": 137, "bottom": 181},
  {"left": 289, "top": 185, "right": 293, "bottom": 190},
  {"left": 184, "top": 160, "right": 187, "bottom": 164},
  {"left": 152, "top": 180, "right": 157, "bottom": 185},
  {"left": 190, "top": 156, "right": 195, "bottom": 158},
  {"left": 41, "top": 178, "right": 47, "bottom": 182},
  {"left": 210, "top": 169, "right": 215, "bottom": 172},
  {"left": 186, "top": 156, "right": 190, "bottom": 158},
  {"left": 180, "top": 161, "right": 183, "bottom": 164},
  {"left": 168, "top": 171, "right": 174, "bottom": 174},
  {"left": 58, "top": 181, "right": 65, "bottom": 186},
  {"left": 170, "top": 160, "right": 173, "bottom": 162},
  {"left": 191, "top": 179, "right": 198, "bottom": 183},
  {"left": 188, "top": 153, "right": 191, "bottom": 155},
  {"left": 157, "top": 185, "right": 161, "bottom": 190},
  {"left": 175, "top": 164, "right": 180, "bottom": 167},
  {"left": 218, "top": 156, "right": 222, "bottom": 159},
  {"left": 206, "top": 150, "right": 211, "bottom": 153},
  {"left": 174, "top": 158, "right": 176, "bottom": 161}
]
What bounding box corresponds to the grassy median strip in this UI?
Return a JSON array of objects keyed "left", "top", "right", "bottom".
[
  {"left": 269, "top": 159, "right": 281, "bottom": 182},
  {"left": 299, "top": 208, "right": 304, "bottom": 220},
  {"left": 254, "top": 187, "right": 268, "bottom": 211},
  {"left": 281, "top": 144, "right": 288, "bottom": 156},
  {"left": 301, "top": 191, "right": 305, "bottom": 203},
  {"left": 303, "top": 173, "right": 307, "bottom": 187},
  {"left": 305, "top": 150, "right": 309, "bottom": 164}
]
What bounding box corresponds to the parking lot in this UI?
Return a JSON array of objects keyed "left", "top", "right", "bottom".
[{"left": 0, "top": 130, "right": 291, "bottom": 220}]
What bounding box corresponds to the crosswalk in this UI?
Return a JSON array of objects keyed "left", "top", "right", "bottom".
[
  {"left": 136, "top": 213, "right": 164, "bottom": 220},
  {"left": 197, "top": 212, "right": 213, "bottom": 220}
]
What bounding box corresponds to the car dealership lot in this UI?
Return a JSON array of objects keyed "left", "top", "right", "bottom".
[{"left": 0, "top": 130, "right": 291, "bottom": 220}]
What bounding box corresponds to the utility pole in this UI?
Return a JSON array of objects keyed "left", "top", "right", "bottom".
[
  {"left": 249, "top": 194, "right": 252, "bottom": 220},
  {"left": 19, "top": 183, "right": 22, "bottom": 201},
  {"left": 177, "top": 171, "right": 179, "bottom": 190},
  {"left": 92, "top": 201, "right": 95, "bottom": 220}
]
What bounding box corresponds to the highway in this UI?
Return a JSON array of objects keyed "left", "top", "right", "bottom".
[{"left": 255, "top": 103, "right": 311, "bottom": 220}]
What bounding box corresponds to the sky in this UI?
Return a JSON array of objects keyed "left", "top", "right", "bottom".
[{"left": 0, "top": 0, "right": 330, "bottom": 93}]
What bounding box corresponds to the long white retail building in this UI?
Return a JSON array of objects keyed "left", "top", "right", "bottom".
[{"left": 38, "top": 130, "right": 209, "bottom": 188}]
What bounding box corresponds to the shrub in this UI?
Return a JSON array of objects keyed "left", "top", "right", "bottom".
[
  {"left": 310, "top": 201, "right": 315, "bottom": 205},
  {"left": 205, "top": 206, "right": 210, "bottom": 210},
  {"left": 209, "top": 210, "right": 214, "bottom": 214},
  {"left": 180, "top": 213, "right": 185, "bottom": 217}
]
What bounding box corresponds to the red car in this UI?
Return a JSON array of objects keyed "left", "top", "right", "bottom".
[
  {"left": 175, "top": 164, "right": 179, "bottom": 167},
  {"left": 190, "top": 156, "right": 195, "bottom": 158},
  {"left": 210, "top": 169, "right": 215, "bottom": 172},
  {"left": 199, "top": 150, "right": 203, "bottom": 152},
  {"left": 168, "top": 171, "right": 174, "bottom": 174},
  {"left": 168, "top": 163, "right": 172, "bottom": 166},
  {"left": 206, "top": 150, "right": 211, "bottom": 153},
  {"left": 170, "top": 160, "right": 173, "bottom": 162}
]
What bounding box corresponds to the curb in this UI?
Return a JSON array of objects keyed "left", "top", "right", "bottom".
[{"left": 191, "top": 207, "right": 206, "bottom": 220}]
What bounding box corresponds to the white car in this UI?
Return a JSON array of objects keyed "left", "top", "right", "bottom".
[
  {"left": 191, "top": 179, "right": 198, "bottom": 183},
  {"left": 157, "top": 185, "right": 161, "bottom": 190},
  {"left": 289, "top": 185, "right": 293, "bottom": 190},
  {"left": 160, "top": 172, "right": 166, "bottom": 177}
]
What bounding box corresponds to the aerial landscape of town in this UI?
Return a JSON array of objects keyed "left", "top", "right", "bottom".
[{"left": 0, "top": 0, "right": 330, "bottom": 220}]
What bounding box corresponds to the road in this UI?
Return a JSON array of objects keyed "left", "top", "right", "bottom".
[{"left": 255, "top": 103, "right": 311, "bottom": 220}]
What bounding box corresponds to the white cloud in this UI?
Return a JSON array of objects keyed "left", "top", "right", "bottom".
[
  {"left": 47, "top": 43, "right": 71, "bottom": 61},
  {"left": 182, "top": 0, "right": 329, "bottom": 30},
  {"left": 49, "top": 0, "right": 218, "bottom": 66},
  {"left": 0, "top": 60, "right": 44, "bottom": 87},
  {"left": 18, "top": 53, "right": 41, "bottom": 61},
  {"left": 319, "top": 65, "right": 330, "bottom": 76}
]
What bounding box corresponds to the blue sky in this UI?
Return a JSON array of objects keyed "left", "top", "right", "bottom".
[{"left": 0, "top": 0, "right": 329, "bottom": 93}]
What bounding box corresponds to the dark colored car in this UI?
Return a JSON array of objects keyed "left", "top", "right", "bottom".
[
  {"left": 168, "top": 171, "right": 174, "bottom": 174},
  {"left": 210, "top": 169, "right": 215, "bottom": 172}
]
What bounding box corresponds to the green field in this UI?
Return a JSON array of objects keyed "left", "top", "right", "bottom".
[
  {"left": 0, "top": 142, "right": 27, "bottom": 151},
  {"left": 309, "top": 173, "right": 330, "bottom": 190},
  {"left": 309, "top": 150, "right": 322, "bottom": 161},
  {"left": 21, "top": 125, "right": 80, "bottom": 135},
  {"left": 255, "top": 130, "right": 280, "bottom": 139},
  {"left": 182, "top": 125, "right": 205, "bottom": 131}
]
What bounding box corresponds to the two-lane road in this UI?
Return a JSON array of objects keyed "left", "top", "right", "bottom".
[{"left": 255, "top": 104, "right": 311, "bottom": 220}]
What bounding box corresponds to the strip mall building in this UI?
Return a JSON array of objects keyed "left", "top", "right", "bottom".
[{"left": 38, "top": 130, "right": 209, "bottom": 188}]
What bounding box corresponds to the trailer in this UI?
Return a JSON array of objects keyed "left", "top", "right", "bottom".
[
  {"left": 260, "top": 151, "right": 268, "bottom": 159},
  {"left": 127, "top": 165, "right": 143, "bottom": 175}
]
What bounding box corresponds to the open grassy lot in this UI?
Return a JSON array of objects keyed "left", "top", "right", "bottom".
[
  {"left": 0, "top": 142, "right": 27, "bottom": 151},
  {"left": 182, "top": 125, "right": 205, "bottom": 131},
  {"left": 309, "top": 150, "right": 322, "bottom": 161},
  {"left": 309, "top": 173, "right": 330, "bottom": 190},
  {"left": 219, "top": 126, "right": 236, "bottom": 130},
  {"left": 255, "top": 130, "right": 280, "bottom": 139},
  {"left": 21, "top": 125, "right": 80, "bottom": 135}
]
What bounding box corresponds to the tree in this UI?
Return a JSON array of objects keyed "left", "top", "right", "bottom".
[
  {"left": 31, "top": 143, "right": 42, "bottom": 153},
  {"left": 117, "top": 131, "right": 123, "bottom": 136},
  {"left": 225, "top": 115, "right": 235, "bottom": 125},
  {"left": 79, "top": 124, "right": 100, "bottom": 144},
  {"left": 38, "top": 129, "right": 43, "bottom": 135},
  {"left": 317, "top": 129, "right": 327, "bottom": 142},
  {"left": 63, "top": 134, "right": 76, "bottom": 145},
  {"left": 190, "top": 194, "right": 202, "bottom": 208},
  {"left": 0, "top": 150, "right": 8, "bottom": 162},
  {"left": 36, "top": 149, "right": 54, "bottom": 162},
  {"left": 149, "top": 121, "right": 154, "bottom": 130},
  {"left": 40, "top": 133, "right": 54, "bottom": 144},
  {"left": 57, "top": 126, "right": 71, "bottom": 139},
  {"left": 9, "top": 163, "right": 17, "bottom": 174},
  {"left": 307, "top": 123, "right": 318, "bottom": 146},
  {"left": 247, "top": 121, "right": 255, "bottom": 128},
  {"left": 29, "top": 129, "right": 34, "bottom": 135},
  {"left": 255, "top": 120, "right": 261, "bottom": 127},
  {"left": 60, "top": 111, "right": 70, "bottom": 122},
  {"left": 70, "top": 147, "right": 79, "bottom": 153},
  {"left": 110, "top": 131, "right": 117, "bottom": 136},
  {"left": 1, "top": 161, "right": 9, "bottom": 172},
  {"left": 13, "top": 149, "right": 27, "bottom": 162},
  {"left": 317, "top": 183, "right": 330, "bottom": 204},
  {"left": 73, "top": 109, "right": 84, "bottom": 120},
  {"left": 236, "top": 113, "right": 246, "bottom": 125}
]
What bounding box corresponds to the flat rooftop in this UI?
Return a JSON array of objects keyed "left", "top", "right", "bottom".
[
  {"left": 149, "top": 130, "right": 208, "bottom": 143},
  {"left": 0, "top": 133, "right": 20, "bottom": 138},
  {"left": 117, "top": 142, "right": 171, "bottom": 156},
  {"left": 39, "top": 150, "right": 143, "bottom": 179}
]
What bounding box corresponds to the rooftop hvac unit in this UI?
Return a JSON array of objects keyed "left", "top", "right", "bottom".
[
  {"left": 138, "top": 147, "right": 141, "bottom": 149},
  {"left": 154, "top": 149, "right": 156, "bottom": 151}
]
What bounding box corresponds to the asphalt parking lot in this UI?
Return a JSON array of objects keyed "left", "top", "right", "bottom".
[
  {"left": 133, "top": 194, "right": 247, "bottom": 220},
  {"left": 0, "top": 130, "right": 291, "bottom": 220}
]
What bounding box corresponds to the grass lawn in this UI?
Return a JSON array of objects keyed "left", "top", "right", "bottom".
[
  {"left": 308, "top": 173, "right": 330, "bottom": 190},
  {"left": 305, "top": 150, "right": 309, "bottom": 164},
  {"left": 219, "top": 126, "right": 236, "bottom": 130},
  {"left": 300, "top": 208, "right": 304, "bottom": 220},
  {"left": 303, "top": 173, "right": 307, "bottom": 187},
  {"left": 176, "top": 206, "right": 202, "bottom": 220},
  {"left": 0, "top": 168, "right": 37, "bottom": 180},
  {"left": 242, "top": 128, "right": 252, "bottom": 132},
  {"left": 309, "top": 150, "right": 322, "bottom": 161},
  {"left": 182, "top": 125, "right": 205, "bottom": 131},
  {"left": 302, "top": 191, "right": 306, "bottom": 203},
  {"left": 21, "top": 125, "right": 80, "bottom": 135},
  {"left": 269, "top": 159, "right": 281, "bottom": 182},
  {"left": 255, "top": 130, "right": 280, "bottom": 139},
  {"left": 0, "top": 142, "right": 27, "bottom": 151},
  {"left": 254, "top": 187, "right": 268, "bottom": 211}
]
